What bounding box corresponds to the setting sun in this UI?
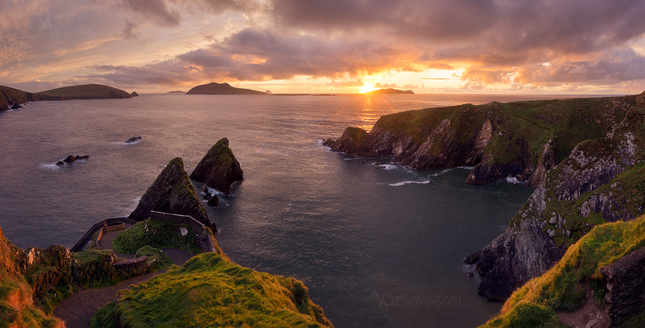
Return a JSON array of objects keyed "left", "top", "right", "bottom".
[{"left": 359, "top": 83, "right": 377, "bottom": 93}]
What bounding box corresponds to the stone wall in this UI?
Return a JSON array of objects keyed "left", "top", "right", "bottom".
[
  {"left": 600, "top": 246, "right": 645, "bottom": 325},
  {"left": 150, "top": 211, "right": 217, "bottom": 253},
  {"left": 71, "top": 218, "right": 137, "bottom": 252}
]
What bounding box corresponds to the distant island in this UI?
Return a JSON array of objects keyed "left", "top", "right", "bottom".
[
  {"left": 366, "top": 88, "right": 414, "bottom": 95},
  {"left": 186, "top": 82, "right": 266, "bottom": 95},
  {"left": 167, "top": 90, "right": 185, "bottom": 94},
  {"left": 0, "top": 84, "right": 134, "bottom": 111}
]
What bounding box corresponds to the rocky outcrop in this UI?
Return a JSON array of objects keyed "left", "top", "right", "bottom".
[
  {"left": 129, "top": 157, "right": 211, "bottom": 229},
  {"left": 600, "top": 247, "right": 645, "bottom": 326},
  {"left": 325, "top": 95, "right": 641, "bottom": 186},
  {"left": 470, "top": 106, "right": 645, "bottom": 301},
  {"left": 125, "top": 136, "right": 142, "bottom": 143},
  {"left": 131, "top": 91, "right": 139, "bottom": 97},
  {"left": 190, "top": 138, "right": 244, "bottom": 195}
]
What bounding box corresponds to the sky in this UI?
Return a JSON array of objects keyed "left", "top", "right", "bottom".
[{"left": 2, "top": 0, "right": 645, "bottom": 94}]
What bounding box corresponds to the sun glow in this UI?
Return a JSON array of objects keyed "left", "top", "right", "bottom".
[{"left": 359, "top": 83, "right": 377, "bottom": 93}]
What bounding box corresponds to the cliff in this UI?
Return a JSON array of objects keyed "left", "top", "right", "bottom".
[
  {"left": 481, "top": 216, "right": 645, "bottom": 327},
  {"left": 38, "top": 84, "right": 133, "bottom": 99},
  {"left": 128, "top": 157, "right": 211, "bottom": 229},
  {"left": 0, "top": 85, "right": 65, "bottom": 111},
  {"left": 324, "top": 95, "right": 640, "bottom": 186},
  {"left": 471, "top": 96, "right": 645, "bottom": 301},
  {"left": 366, "top": 88, "right": 414, "bottom": 95},
  {"left": 91, "top": 253, "right": 332, "bottom": 328},
  {"left": 190, "top": 138, "right": 244, "bottom": 195},
  {"left": 186, "top": 82, "right": 265, "bottom": 95}
]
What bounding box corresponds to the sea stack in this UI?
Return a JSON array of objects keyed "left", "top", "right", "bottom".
[
  {"left": 128, "top": 157, "right": 211, "bottom": 228},
  {"left": 190, "top": 138, "right": 243, "bottom": 195}
]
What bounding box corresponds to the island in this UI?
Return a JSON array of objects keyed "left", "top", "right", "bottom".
[
  {"left": 186, "top": 82, "right": 266, "bottom": 95},
  {"left": 365, "top": 88, "right": 414, "bottom": 95},
  {"left": 0, "top": 84, "right": 135, "bottom": 111},
  {"left": 166, "top": 90, "right": 186, "bottom": 94}
]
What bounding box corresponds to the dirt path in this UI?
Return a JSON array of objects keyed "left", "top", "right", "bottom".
[
  {"left": 53, "top": 248, "right": 194, "bottom": 328},
  {"left": 557, "top": 288, "right": 610, "bottom": 328}
]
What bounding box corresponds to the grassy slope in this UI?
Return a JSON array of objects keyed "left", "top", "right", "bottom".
[
  {"left": 372, "top": 95, "right": 634, "bottom": 168},
  {"left": 112, "top": 218, "right": 204, "bottom": 255},
  {"left": 91, "top": 253, "right": 332, "bottom": 328},
  {"left": 37, "top": 84, "right": 132, "bottom": 99},
  {"left": 186, "top": 82, "right": 265, "bottom": 95},
  {"left": 0, "top": 227, "right": 63, "bottom": 328},
  {"left": 0, "top": 85, "right": 30, "bottom": 110},
  {"left": 481, "top": 216, "right": 645, "bottom": 327}
]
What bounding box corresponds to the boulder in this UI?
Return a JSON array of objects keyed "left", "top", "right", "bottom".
[
  {"left": 56, "top": 161, "right": 64, "bottom": 166},
  {"left": 11, "top": 102, "right": 22, "bottom": 109},
  {"left": 128, "top": 157, "right": 211, "bottom": 229},
  {"left": 63, "top": 155, "right": 76, "bottom": 163},
  {"left": 207, "top": 196, "right": 219, "bottom": 207},
  {"left": 190, "top": 138, "right": 243, "bottom": 195}
]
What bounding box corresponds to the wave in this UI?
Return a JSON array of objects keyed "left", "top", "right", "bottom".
[
  {"left": 505, "top": 177, "right": 523, "bottom": 184},
  {"left": 389, "top": 179, "right": 431, "bottom": 187},
  {"left": 40, "top": 163, "right": 61, "bottom": 170},
  {"left": 380, "top": 164, "right": 397, "bottom": 170}
]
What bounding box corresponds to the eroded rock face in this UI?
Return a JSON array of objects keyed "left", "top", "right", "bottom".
[
  {"left": 189, "top": 138, "right": 243, "bottom": 195},
  {"left": 600, "top": 247, "right": 645, "bottom": 325},
  {"left": 129, "top": 157, "right": 210, "bottom": 228}
]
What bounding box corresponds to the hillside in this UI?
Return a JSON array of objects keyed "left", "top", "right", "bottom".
[
  {"left": 186, "top": 82, "right": 266, "bottom": 95},
  {"left": 0, "top": 85, "right": 65, "bottom": 111},
  {"left": 38, "top": 84, "right": 133, "bottom": 99},
  {"left": 366, "top": 88, "right": 414, "bottom": 94},
  {"left": 481, "top": 216, "right": 645, "bottom": 327},
  {"left": 91, "top": 253, "right": 332, "bottom": 328}
]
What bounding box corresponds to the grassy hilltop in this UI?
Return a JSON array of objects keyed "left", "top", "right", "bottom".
[{"left": 38, "top": 84, "right": 133, "bottom": 99}]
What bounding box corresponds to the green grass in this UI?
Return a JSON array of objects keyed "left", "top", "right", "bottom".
[
  {"left": 134, "top": 246, "right": 173, "bottom": 272},
  {"left": 481, "top": 215, "right": 645, "bottom": 327},
  {"left": 112, "top": 218, "right": 202, "bottom": 255},
  {"left": 93, "top": 253, "right": 332, "bottom": 327}
]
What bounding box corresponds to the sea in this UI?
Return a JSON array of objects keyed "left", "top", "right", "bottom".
[{"left": 0, "top": 93, "right": 583, "bottom": 327}]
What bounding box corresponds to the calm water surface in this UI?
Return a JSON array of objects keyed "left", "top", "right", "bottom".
[{"left": 0, "top": 94, "right": 573, "bottom": 327}]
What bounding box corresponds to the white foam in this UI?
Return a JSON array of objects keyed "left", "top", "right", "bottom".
[
  {"left": 457, "top": 166, "right": 475, "bottom": 170},
  {"left": 430, "top": 168, "right": 454, "bottom": 177},
  {"left": 381, "top": 164, "right": 397, "bottom": 170},
  {"left": 505, "top": 177, "right": 522, "bottom": 184},
  {"left": 40, "top": 163, "right": 61, "bottom": 170},
  {"left": 389, "top": 179, "right": 431, "bottom": 187}
]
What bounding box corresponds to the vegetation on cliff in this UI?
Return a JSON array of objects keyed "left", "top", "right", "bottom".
[
  {"left": 0, "top": 85, "right": 65, "bottom": 111},
  {"left": 91, "top": 253, "right": 332, "bottom": 328},
  {"left": 190, "top": 138, "right": 244, "bottom": 195},
  {"left": 0, "top": 227, "right": 63, "bottom": 328},
  {"left": 481, "top": 216, "right": 645, "bottom": 327},
  {"left": 112, "top": 218, "right": 216, "bottom": 256},
  {"left": 128, "top": 157, "right": 211, "bottom": 228},
  {"left": 186, "top": 82, "right": 265, "bottom": 95},
  {"left": 38, "top": 84, "right": 133, "bottom": 99}
]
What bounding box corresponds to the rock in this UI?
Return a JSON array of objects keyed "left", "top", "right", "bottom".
[
  {"left": 584, "top": 319, "right": 598, "bottom": 328},
  {"left": 464, "top": 251, "right": 481, "bottom": 264},
  {"left": 131, "top": 91, "right": 139, "bottom": 97},
  {"left": 128, "top": 157, "right": 212, "bottom": 229},
  {"left": 600, "top": 247, "right": 645, "bottom": 325},
  {"left": 63, "top": 155, "right": 76, "bottom": 163},
  {"left": 75, "top": 155, "right": 89, "bottom": 160},
  {"left": 125, "top": 136, "right": 142, "bottom": 143},
  {"left": 56, "top": 161, "right": 64, "bottom": 166},
  {"left": 207, "top": 196, "right": 219, "bottom": 207},
  {"left": 189, "top": 138, "right": 243, "bottom": 195},
  {"left": 11, "top": 102, "right": 22, "bottom": 109}
]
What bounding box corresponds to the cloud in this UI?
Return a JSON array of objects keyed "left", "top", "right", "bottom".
[
  {"left": 119, "top": 0, "right": 181, "bottom": 27},
  {"left": 120, "top": 19, "right": 141, "bottom": 41}
]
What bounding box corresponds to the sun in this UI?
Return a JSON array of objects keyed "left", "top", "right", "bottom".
[{"left": 359, "top": 83, "right": 377, "bottom": 93}]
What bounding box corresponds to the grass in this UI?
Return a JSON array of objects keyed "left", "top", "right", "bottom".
[
  {"left": 112, "top": 218, "right": 202, "bottom": 255},
  {"left": 37, "top": 84, "right": 132, "bottom": 99},
  {"left": 481, "top": 215, "right": 645, "bottom": 327},
  {"left": 92, "top": 253, "right": 332, "bottom": 328},
  {"left": 134, "top": 246, "right": 173, "bottom": 272}
]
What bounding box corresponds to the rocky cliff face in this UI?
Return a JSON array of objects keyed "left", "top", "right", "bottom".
[
  {"left": 129, "top": 157, "right": 211, "bottom": 229},
  {"left": 325, "top": 96, "right": 639, "bottom": 186},
  {"left": 601, "top": 247, "right": 645, "bottom": 326},
  {"left": 190, "top": 138, "right": 244, "bottom": 195},
  {"left": 470, "top": 94, "right": 645, "bottom": 301}
]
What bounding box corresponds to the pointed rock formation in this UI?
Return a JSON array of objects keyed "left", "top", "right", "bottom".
[
  {"left": 129, "top": 158, "right": 210, "bottom": 228},
  {"left": 190, "top": 138, "right": 244, "bottom": 195}
]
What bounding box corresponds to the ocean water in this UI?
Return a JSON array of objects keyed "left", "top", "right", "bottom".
[{"left": 0, "top": 93, "right": 571, "bottom": 327}]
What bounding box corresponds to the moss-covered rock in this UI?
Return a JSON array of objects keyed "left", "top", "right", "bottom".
[
  {"left": 128, "top": 157, "right": 211, "bottom": 228},
  {"left": 92, "top": 253, "right": 332, "bottom": 328},
  {"left": 113, "top": 218, "right": 204, "bottom": 256},
  {"left": 481, "top": 216, "right": 645, "bottom": 327},
  {"left": 190, "top": 138, "right": 244, "bottom": 195}
]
